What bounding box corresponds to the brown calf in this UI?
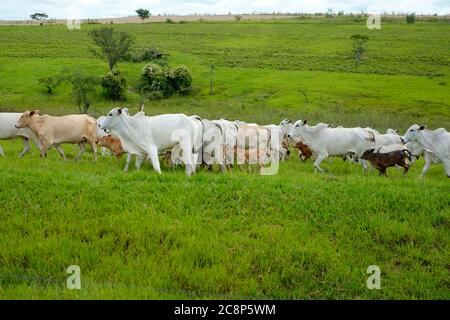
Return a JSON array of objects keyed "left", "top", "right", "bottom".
[
  {"left": 294, "top": 141, "right": 313, "bottom": 161},
  {"left": 96, "top": 135, "right": 125, "bottom": 159},
  {"left": 361, "top": 149, "right": 411, "bottom": 176}
]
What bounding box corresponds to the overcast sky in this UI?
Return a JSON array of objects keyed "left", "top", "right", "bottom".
[{"left": 1, "top": 0, "right": 449, "bottom": 20}]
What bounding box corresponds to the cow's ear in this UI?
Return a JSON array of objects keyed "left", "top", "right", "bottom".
[
  {"left": 419, "top": 125, "right": 426, "bottom": 130},
  {"left": 302, "top": 119, "right": 307, "bottom": 125},
  {"left": 29, "top": 110, "right": 36, "bottom": 116},
  {"left": 288, "top": 119, "right": 293, "bottom": 123},
  {"left": 117, "top": 108, "right": 122, "bottom": 115}
]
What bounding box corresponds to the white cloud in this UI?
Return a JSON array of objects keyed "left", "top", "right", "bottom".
[{"left": 0, "top": 0, "right": 448, "bottom": 20}]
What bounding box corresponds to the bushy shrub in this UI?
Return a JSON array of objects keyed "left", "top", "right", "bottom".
[
  {"left": 406, "top": 13, "right": 416, "bottom": 24},
  {"left": 101, "top": 70, "right": 127, "bottom": 101},
  {"left": 140, "top": 64, "right": 192, "bottom": 99},
  {"left": 168, "top": 66, "right": 192, "bottom": 94},
  {"left": 141, "top": 64, "right": 172, "bottom": 98}
]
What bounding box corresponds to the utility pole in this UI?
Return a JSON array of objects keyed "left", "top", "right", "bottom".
[{"left": 209, "top": 63, "right": 214, "bottom": 95}]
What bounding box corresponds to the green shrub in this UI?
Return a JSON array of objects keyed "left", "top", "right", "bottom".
[
  {"left": 141, "top": 64, "right": 172, "bottom": 98},
  {"left": 101, "top": 70, "right": 127, "bottom": 101},
  {"left": 406, "top": 13, "right": 416, "bottom": 24},
  {"left": 140, "top": 64, "right": 192, "bottom": 99},
  {"left": 168, "top": 66, "right": 193, "bottom": 94}
]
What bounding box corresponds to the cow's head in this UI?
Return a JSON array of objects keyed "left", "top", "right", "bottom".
[
  {"left": 279, "top": 119, "right": 294, "bottom": 136},
  {"left": 288, "top": 119, "right": 306, "bottom": 141},
  {"left": 402, "top": 124, "right": 426, "bottom": 143},
  {"left": 100, "top": 108, "right": 125, "bottom": 131},
  {"left": 15, "top": 110, "right": 39, "bottom": 129},
  {"left": 361, "top": 149, "right": 375, "bottom": 160},
  {"left": 96, "top": 134, "right": 112, "bottom": 145}
]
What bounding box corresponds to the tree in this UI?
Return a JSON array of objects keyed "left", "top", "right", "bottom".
[
  {"left": 89, "top": 28, "right": 135, "bottom": 72},
  {"left": 59, "top": 70, "right": 98, "bottom": 114},
  {"left": 136, "top": 9, "right": 150, "bottom": 22},
  {"left": 406, "top": 13, "right": 416, "bottom": 24},
  {"left": 30, "top": 13, "right": 48, "bottom": 25},
  {"left": 38, "top": 76, "right": 60, "bottom": 94},
  {"left": 101, "top": 70, "right": 127, "bottom": 101},
  {"left": 350, "top": 34, "right": 369, "bottom": 67}
]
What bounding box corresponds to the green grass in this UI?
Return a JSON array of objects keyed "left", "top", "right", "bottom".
[{"left": 0, "top": 17, "right": 449, "bottom": 299}]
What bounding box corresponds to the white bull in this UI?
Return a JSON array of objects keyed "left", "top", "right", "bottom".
[
  {"left": 288, "top": 120, "right": 374, "bottom": 172},
  {"left": 402, "top": 125, "right": 450, "bottom": 178},
  {"left": 212, "top": 119, "right": 238, "bottom": 168},
  {"left": 0, "top": 112, "right": 40, "bottom": 157},
  {"left": 198, "top": 118, "right": 226, "bottom": 172},
  {"left": 100, "top": 108, "right": 202, "bottom": 176}
]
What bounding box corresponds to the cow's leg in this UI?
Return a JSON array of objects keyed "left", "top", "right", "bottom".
[
  {"left": 402, "top": 163, "right": 410, "bottom": 176},
  {"left": 135, "top": 155, "right": 145, "bottom": 170},
  {"left": 51, "top": 144, "right": 67, "bottom": 161},
  {"left": 419, "top": 155, "right": 432, "bottom": 178},
  {"left": 19, "top": 138, "right": 32, "bottom": 157},
  {"left": 441, "top": 159, "right": 450, "bottom": 178},
  {"left": 313, "top": 153, "right": 328, "bottom": 173},
  {"left": 123, "top": 154, "right": 132, "bottom": 172},
  {"left": 360, "top": 159, "right": 369, "bottom": 172},
  {"left": 74, "top": 142, "right": 85, "bottom": 161},
  {"left": 180, "top": 141, "right": 195, "bottom": 176},
  {"left": 0, "top": 145, "right": 5, "bottom": 157},
  {"left": 39, "top": 141, "right": 52, "bottom": 158},
  {"left": 101, "top": 146, "right": 107, "bottom": 156},
  {"left": 148, "top": 146, "right": 162, "bottom": 174},
  {"left": 87, "top": 138, "right": 97, "bottom": 162},
  {"left": 54, "top": 145, "right": 67, "bottom": 161}
]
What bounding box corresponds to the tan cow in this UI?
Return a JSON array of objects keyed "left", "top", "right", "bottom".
[
  {"left": 15, "top": 110, "right": 97, "bottom": 161},
  {"left": 234, "top": 145, "right": 270, "bottom": 172}
]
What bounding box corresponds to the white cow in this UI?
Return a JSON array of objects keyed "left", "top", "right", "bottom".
[
  {"left": 199, "top": 118, "right": 226, "bottom": 171},
  {"left": 279, "top": 119, "right": 294, "bottom": 140},
  {"left": 386, "top": 128, "right": 400, "bottom": 135},
  {"left": 264, "top": 124, "right": 288, "bottom": 161},
  {"left": 373, "top": 132, "right": 403, "bottom": 147},
  {"left": 402, "top": 125, "right": 450, "bottom": 178},
  {"left": 288, "top": 120, "right": 375, "bottom": 172},
  {"left": 100, "top": 108, "right": 202, "bottom": 176},
  {"left": 212, "top": 119, "right": 238, "bottom": 168},
  {"left": 0, "top": 112, "right": 40, "bottom": 157}
]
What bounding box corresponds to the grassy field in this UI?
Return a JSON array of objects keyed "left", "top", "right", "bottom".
[{"left": 0, "top": 17, "right": 449, "bottom": 299}]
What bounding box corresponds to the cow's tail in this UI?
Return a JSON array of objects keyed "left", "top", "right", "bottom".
[
  {"left": 266, "top": 127, "right": 272, "bottom": 157},
  {"left": 192, "top": 116, "right": 203, "bottom": 161},
  {"left": 403, "top": 149, "right": 413, "bottom": 162},
  {"left": 366, "top": 131, "right": 376, "bottom": 145},
  {"left": 213, "top": 123, "right": 225, "bottom": 166}
]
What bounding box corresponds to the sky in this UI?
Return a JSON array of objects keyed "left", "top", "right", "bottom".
[{"left": 1, "top": 0, "right": 449, "bottom": 20}]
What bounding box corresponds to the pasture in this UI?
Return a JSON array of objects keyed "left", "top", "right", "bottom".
[{"left": 0, "top": 16, "right": 449, "bottom": 299}]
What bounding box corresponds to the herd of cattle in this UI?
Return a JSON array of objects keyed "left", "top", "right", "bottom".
[{"left": 1, "top": 108, "right": 449, "bottom": 178}]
